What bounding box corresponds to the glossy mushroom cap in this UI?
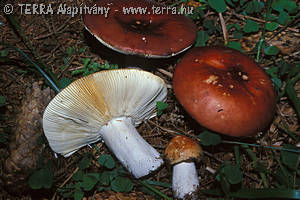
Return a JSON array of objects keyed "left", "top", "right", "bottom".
[
  {"left": 83, "top": 0, "right": 197, "bottom": 58},
  {"left": 165, "top": 135, "right": 202, "bottom": 165},
  {"left": 173, "top": 46, "right": 276, "bottom": 137}
]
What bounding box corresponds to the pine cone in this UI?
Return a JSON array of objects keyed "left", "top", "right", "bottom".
[{"left": 4, "top": 82, "right": 54, "bottom": 194}]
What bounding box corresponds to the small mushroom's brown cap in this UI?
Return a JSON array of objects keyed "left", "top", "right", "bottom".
[
  {"left": 165, "top": 135, "right": 202, "bottom": 165},
  {"left": 173, "top": 46, "right": 276, "bottom": 137},
  {"left": 83, "top": 0, "right": 197, "bottom": 58}
]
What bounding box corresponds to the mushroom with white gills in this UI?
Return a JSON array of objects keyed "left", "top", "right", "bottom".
[
  {"left": 165, "top": 135, "right": 202, "bottom": 200},
  {"left": 43, "top": 69, "right": 167, "bottom": 178}
]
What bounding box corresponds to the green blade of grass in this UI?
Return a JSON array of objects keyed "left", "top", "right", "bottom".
[
  {"left": 223, "top": 141, "right": 300, "bottom": 153},
  {"left": 1, "top": 42, "right": 60, "bottom": 93},
  {"left": 138, "top": 180, "right": 172, "bottom": 200},
  {"left": 232, "top": 188, "right": 300, "bottom": 199},
  {"left": 286, "top": 82, "right": 300, "bottom": 122},
  {"left": 143, "top": 180, "right": 171, "bottom": 188},
  {"left": 234, "top": 144, "right": 241, "bottom": 168},
  {"left": 240, "top": 144, "right": 269, "bottom": 188}
]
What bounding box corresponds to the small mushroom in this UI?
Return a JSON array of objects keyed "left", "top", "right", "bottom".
[
  {"left": 173, "top": 46, "right": 276, "bottom": 137},
  {"left": 43, "top": 69, "right": 167, "bottom": 178},
  {"left": 165, "top": 135, "right": 202, "bottom": 199},
  {"left": 83, "top": 0, "right": 197, "bottom": 58}
]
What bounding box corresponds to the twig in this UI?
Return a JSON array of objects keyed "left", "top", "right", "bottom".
[
  {"left": 157, "top": 68, "right": 173, "bottom": 78},
  {"left": 261, "top": 51, "right": 300, "bottom": 67},
  {"left": 219, "top": 12, "right": 228, "bottom": 45},
  {"left": 51, "top": 167, "right": 79, "bottom": 200},
  {"left": 34, "top": 17, "right": 72, "bottom": 40},
  {"left": 148, "top": 119, "right": 178, "bottom": 136}
]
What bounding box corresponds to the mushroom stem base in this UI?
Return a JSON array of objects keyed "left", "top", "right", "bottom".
[
  {"left": 172, "top": 162, "right": 199, "bottom": 199},
  {"left": 100, "top": 117, "right": 163, "bottom": 178}
]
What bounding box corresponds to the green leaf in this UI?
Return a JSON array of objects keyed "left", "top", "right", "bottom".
[
  {"left": 198, "top": 130, "right": 222, "bottom": 146},
  {"left": 243, "top": 19, "right": 259, "bottom": 33},
  {"left": 0, "top": 96, "right": 6, "bottom": 106},
  {"left": 251, "top": 161, "right": 269, "bottom": 173},
  {"left": 81, "top": 174, "right": 99, "bottom": 191},
  {"left": 271, "top": 77, "right": 282, "bottom": 89},
  {"left": 66, "top": 46, "right": 75, "bottom": 56},
  {"left": 73, "top": 189, "right": 84, "bottom": 200},
  {"left": 227, "top": 41, "right": 243, "bottom": 52},
  {"left": 203, "top": 19, "right": 216, "bottom": 34},
  {"left": 239, "top": 0, "right": 247, "bottom": 6},
  {"left": 28, "top": 168, "right": 53, "bottom": 189},
  {"left": 156, "top": 101, "right": 168, "bottom": 116},
  {"left": 284, "top": 0, "right": 297, "bottom": 13},
  {"left": 98, "top": 154, "right": 115, "bottom": 169},
  {"left": 78, "top": 155, "right": 91, "bottom": 170},
  {"left": 281, "top": 144, "right": 299, "bottom": 170},
  {"left": 272, "top": 0, "right": 297, "bottom": 13},
  {"left": 223, "top": 163, "right": 243, "bottom": 184},
  {"left": 278, "top": 11, "right": 290, "bottom": 25},
  {"left": 59, "top": 77, "right": 71, "bottom": 89},
  {"left": 245, "top": 1, "right": 263, "bottom": 14},
  {"left": 111, "top": 177, "right": 133, "bottom": 192},
  {"left": 1, "top": 50, "right": 8, "bottom": 57},
  {"left": 99, "top": 171, "right": 111, "bottom": 186},
  {"left": 195, "top": 30, "right": 209, "bottom": 47},
  {"left": 266, "top": 22, "right": 279, "bottom": 31},
  {"left": 72, "top": 170, "right": 84, "bottom": 181},
  {"left": 264, "top": 45, "right": 280, "bottom": 55},
  {"left": 233, "top": 31, "right": 243, "bottom": 39},
  {"left": 225, "top": 0, "right": 235, "bottom": 7},
  {"left": 271, "top": 0, "right": 284, "bottom": 12},
  {"left": 208, "top": 0, "right": 227, "bottom": 13}
]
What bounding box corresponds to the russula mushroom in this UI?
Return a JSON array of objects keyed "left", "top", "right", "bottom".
[
  {"left": 173, "top": 46, "right": 276, "bottom": 137},
  {"left": 165, "top": 135, "right": 202, "bottom": 199},
  {"left": 83, "top": 0, "right": 197, "bottom": 58},
  {"left": 43, "top": 69, "right": 167, "bottom": 178}
]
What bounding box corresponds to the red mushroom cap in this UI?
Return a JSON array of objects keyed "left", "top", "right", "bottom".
[
  {"left": 165, "top": 135, "right": 202, "bottom": 165},
  {"left": 173, "top": 46, "right": 276, "bottom": 137},
  {"left": 83, "top": 0, "right": 197, "bottom": 58}
]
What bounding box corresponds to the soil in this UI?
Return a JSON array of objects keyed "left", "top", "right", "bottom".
[{"left": 0, "top": 0, "right": 299, "bottom": 199}]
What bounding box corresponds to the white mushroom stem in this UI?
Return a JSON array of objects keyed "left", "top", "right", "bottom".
[
  {"left": 100, "top": 117, "right": 163, "bottom": 178},
  {"left": 172, "top": 162, "right": 199, "bottom": 199}
]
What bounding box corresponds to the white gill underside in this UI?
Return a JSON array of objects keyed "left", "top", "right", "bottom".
[
  {"left": 172, "top": 162, "right": 199, "bottom": 199},
  {"left": 42, "top": 69, "right": 167, "bottom": 157},
  {"left": 100, "top": 117, "right": 163, "bottom": 178}
]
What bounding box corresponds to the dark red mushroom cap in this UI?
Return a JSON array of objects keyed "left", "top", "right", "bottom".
[
  {"left": 173, "top": 46, "right": 276, "bottom": 137},
  {"left": 83, "top": 0, "right": 197, "bottom": 58}
]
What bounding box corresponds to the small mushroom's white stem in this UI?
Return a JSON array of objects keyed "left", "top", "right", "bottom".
[
  {"left": 99, "top": 117, "right": 163, "bottom": 178},
  {"left": 172, "top": 162, "right": 199, "bottom": 199}
]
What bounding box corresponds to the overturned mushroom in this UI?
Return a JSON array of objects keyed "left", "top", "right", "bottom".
[
  {"left": 165, "top": 135, "right": 202, "bottom": 199},
  {"left": 43, "top": 69, "right": 167, "bottom": 178}
]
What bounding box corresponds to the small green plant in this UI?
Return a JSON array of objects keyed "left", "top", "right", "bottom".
[
  {"left": 198, "top": 130, "right": 300, "bottom": 199},
  {"left": 59, "top": 154, "right": 133, "bottom": 200},
  {"left": 0, "top": 96, "right": 6, "bottom": 107},
  {"left": 156, "top": 101, "right": 168, "bottom": 116},
  {"left": 72, "top": 59, "right": 118, "bottom": 77},
  {"left": 28, "top": 157, "right": 54, "bottom": 190}
]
